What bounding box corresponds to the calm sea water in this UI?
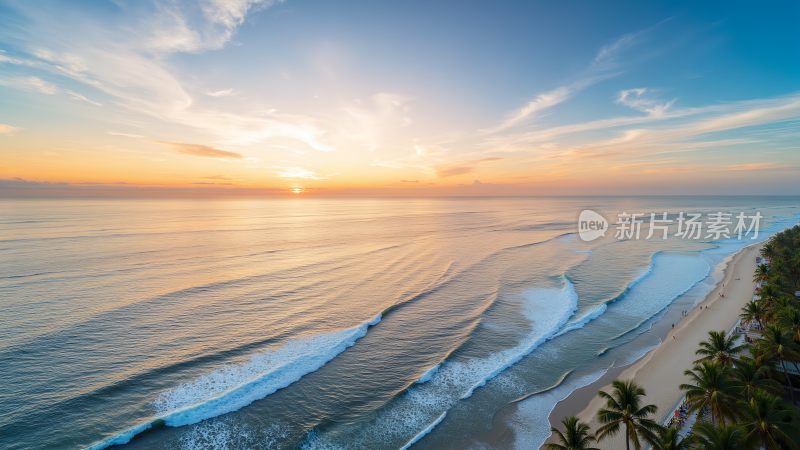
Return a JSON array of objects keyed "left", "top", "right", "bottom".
[{"left": 1, "top": 197, "right": 798, "bottom": 450}]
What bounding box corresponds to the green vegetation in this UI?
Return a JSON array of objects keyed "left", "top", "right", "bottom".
[
  {"left": 595, "top": 380, "right": 660, "bottom": 450},
  {"left": 546, "top": 416, "right": 600, "bottom": 450},
  {"left": 550, "top": 225, "right": 800, "bottom": 449}
]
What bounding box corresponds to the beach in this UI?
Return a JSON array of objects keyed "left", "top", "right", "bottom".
[{"left": 546, "top": 242, "right": 763, "bottom": 449}]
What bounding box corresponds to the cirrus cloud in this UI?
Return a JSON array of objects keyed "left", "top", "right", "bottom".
[
  {"left": 274, "top": 166, "right": 323, "bottom": 179},
  {"left": 0, "top": 123, "right": 22, "bottom": 136},
  {"left": 617, "top": 88, "right": 675, "bottom": 116},
  {"left": 160, "top": 141, "right": 243, "bottom": 159},
  {"left": 435, "top": 157, "right": 502, "bottom": 178}
]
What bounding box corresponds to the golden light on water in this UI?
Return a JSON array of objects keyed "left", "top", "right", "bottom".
[{"left": 291, "top": 187, "right": 304, "bottom": 194}]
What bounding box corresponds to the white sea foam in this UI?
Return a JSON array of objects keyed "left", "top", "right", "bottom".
[
  {"left": 554, "top": 303, "right": 607, "bottom": 337},
  {"left": 305, "top": 279, "right": 580, "bottom": 449},
  {"left": 459, "top": 279, "right": 579, "bottom": 399},
  {"left": 510, "top": 368, "right": 608, "bottom": 450},
  {"left": 416, "top": 364, "right": 440, "bottom": 384},
  {"left": 618, "top": 253, "right": 710, "bottom": 328},
  {"left": 506, "top": 221, "right": 800, "bottom": 450},
  {"left": 399, "top": 411, "right": 448, "bottom": 450},
  {"left": 556, "top": 257, "right": 658, "bottom": 346},
  {"left": 85, "top": 422, "right": 152, "bottom": 450},
  {"left": 86, "top": 314, "right": 381, "bottom": 450},
  {"left": 617, "top": 341, "right": 660, "bottom": 367},
  {"left": 383, "top": 246, "right": 729, "bottom": 449},
  {"left": 177, "top": 419, "right": 289, "bottom": 450}
]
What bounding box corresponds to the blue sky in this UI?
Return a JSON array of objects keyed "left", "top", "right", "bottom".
[{"left": 0, "top": 0, "right": 799, "bottom": 195}]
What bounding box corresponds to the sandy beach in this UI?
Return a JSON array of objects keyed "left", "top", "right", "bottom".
[{"left": 541, "top": 242, "right": 763, "bottom": 449}]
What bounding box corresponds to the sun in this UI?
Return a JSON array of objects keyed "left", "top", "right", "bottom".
[{"left": 291, "top": 187, "right": 304, "bottom": 194}]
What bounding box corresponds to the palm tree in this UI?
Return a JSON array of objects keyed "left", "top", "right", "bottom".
[
  {"left": 756, "top": 325, "right": 800, "bottom": 404},
  {"left": 653, "top": 426, "right": 691, "bottom": 450},
  {"left": 761, "top": 240, "right": 775, "bottom": 259},
  {"left": 691, "top": 423, "right": 746, "bottom": 450},
  {"left": 730, "top": 356, "right": 782, "bottom": 401},
  {"left": 779, "top": 307, "right": 800, "bottom": 343},
  {"left": 595, "top": 379, "right": 660, "bottom": 450},
  {"left": 738, "top": 390, "right": 797, "bottom": 450},
  {"left": 770, "top": 296, "right": 794, "bottom": 319},
  {"left": 679, "top": 361, "right": 736, "bottom": 424},
  {"left": 751, "top": 338, "right": 778, "bottom": 368},
  {"left": 694, "top": 330, "right": 743, "bottom": 367},
  {"left": 740, "top": 300, "right": 765, "bottom": 330},
  {"left": 759, "top": 285, "right": 782, "bottom": 321},
  {"left": 754, "top": 263, "right": 769, "bottom": 283},
  {"left": 546, "top": 416, "right": 600, "bottom": 450}
]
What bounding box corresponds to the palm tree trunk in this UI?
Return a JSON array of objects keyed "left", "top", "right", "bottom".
[
  {"left": 625, "top": 424, "right": 630, "bottom": 450},
  {"left": 781, "top": 360, "right": 796, "bottom": 404}
]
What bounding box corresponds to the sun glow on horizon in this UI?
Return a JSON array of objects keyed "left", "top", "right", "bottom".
[{"left": 0, "top": 1, "right": 799, "bottom": 196}]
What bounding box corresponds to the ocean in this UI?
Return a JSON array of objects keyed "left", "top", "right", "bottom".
[{"left": 1, "top": 196, "right": 798, "bottom": 450}]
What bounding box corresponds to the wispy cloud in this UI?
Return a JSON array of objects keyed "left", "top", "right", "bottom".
[
  {"left": 592, "top": 19, "right": 669, "bottom": 69},
  {"left": 274, "top": 166, "right": 323, "bottom": 179},
  {"left": 485, "top": 28, "right": 650, "bottom": 134},
  {"left": 0, "top": 76, "right": 58, "bottom": 95},
  {"left": 145, "top": 0, "right": 281, "bottom": 53},
  {"left": 0, "top": 74, "right": 102, "bottom": 105},
  {"left": 161, "top": 141, "right": 243, "bottom": 159},
  {"left": 0, "top": 124, "right": 22, "bottom": 136},
  {"left": 542, "top": 94, "right": 800, "bottom": 167},
  {"left": 593, "top": 32, "right": 640, "bottom": 68},
  {"left": 490, "top": 86, "right": 571, "bottom": 133},
  {"left": 483, "top": 92, "right": 800, "bottom": 157},
  {"left": 725, "top": 162, "right": 786, "bottom": 172},
  {"left": 108, "top": 131, "right": 144, "bottom": 138},
  {"left": 1, "top": 1, "right": 334, "bottom": 155},
  {"left": 339, "top": 92, "right": 413, "bottom": 152},
  {"left": 0, "top": 178, "right": 288, "bottom": 198},
  {"left": 616, "top": 88, "right": 675, "bottom": 116},
  {"left": 682, "top": 97, "right": 800, "bottom": 136},
  {"left": 206, "top": 88, "right": 235, "bottom": 97},
  {"left": 435, "top": 157, "right": 502, "bottom": 178},
  {"left": 65, "top": 90, "right": 102, "bottom": 106},
  {"left": 436, "top": 165, "right": 474, "bottom": 178}
]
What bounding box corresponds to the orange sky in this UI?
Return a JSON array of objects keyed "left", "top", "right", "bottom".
[{"left": 2, "top": 2, "right": 799, "bottom": 197}]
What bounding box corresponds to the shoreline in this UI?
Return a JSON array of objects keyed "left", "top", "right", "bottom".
[{"left": 540, "top": 241, "right": 763, "bottom": 449}]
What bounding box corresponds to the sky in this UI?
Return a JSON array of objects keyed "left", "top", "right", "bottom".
[{"left": 0, "top": 0, "right": 799, "bottom": 197}]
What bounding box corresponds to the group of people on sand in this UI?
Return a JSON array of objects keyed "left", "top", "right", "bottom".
[
  {"left": 671, "top": 302, "right": 715, "bottom": 340},
  {"left": 667, "top": 400, "right": 690, "bottom": 429}
]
